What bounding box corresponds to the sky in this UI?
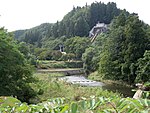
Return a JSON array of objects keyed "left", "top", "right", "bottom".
[{"left": 0, "top": 0, "right": 149, "bottom": 31}]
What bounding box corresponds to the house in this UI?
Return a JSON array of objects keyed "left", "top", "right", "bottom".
[{"left": 89, "top": 22, "right": 107, "bottom": 42}]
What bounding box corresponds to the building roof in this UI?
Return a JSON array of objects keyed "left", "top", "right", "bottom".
[
  {"left": 89, "top": 22, "right": 107, "bottom": 37},
  {"left": 94, "top": 22, "right": 107, "bottom": 28}
]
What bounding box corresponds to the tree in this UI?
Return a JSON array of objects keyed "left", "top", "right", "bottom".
[
  {"left": 60, "top": 53, "right": 76, "bottom": 61},
  {"left": 99, "top": 13, "right": 150, "bottom": 83},
  {"left": 0, "top": 28, "right": 36, "bottom": 103},
  {"left": 52, "top": 21, "right": 59, "bottom": 38},
  {"left": 122, "top": 15, "right": 149, "bottom": 83},
  {"left": 65, "top": 37, "right": 90, "bottom": 60},
  {"left": 135, "top": 50, "right": 150, "bottom": 83},
  {"left": 82, "top": 34, "right": 107, "bottom": 75},
  {"left": 74, "top": 16, "right": 90, "bottom": 37},
  {"left": 51, "top": 50, "right": 62, "bottom": 61},
  {"left": 82, "top": 47, "right": 99, "bottom": 74}
]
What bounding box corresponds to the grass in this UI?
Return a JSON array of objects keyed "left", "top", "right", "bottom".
[
  {"left": 88, "top": 71, "right": 132, "bottom": 87},
  {"left": 88, "top": 71, "right": 102, "bottom": 81},
  {"left": 37, "top": 60, "right": 83, "bottom": 69},
  {"left": 31, "top": 72, "right": 121, "bottom": 103},
  {"left": 34, "top": 72, "right": 65, "bottom": 77},
  {"left": 87, "top": 71, "right": 135, "bottom": 97}
]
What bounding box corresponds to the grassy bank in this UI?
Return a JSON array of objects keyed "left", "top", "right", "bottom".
[
  {"left": 88, "top": 71, "right": 135, "bottom": 97},
  {"left": 31, "top": 72, "right": 121, "bottom": 103},
  {"left": 0, "top": 73, "right": 149, "bottom": 112},
  {"left": 88, "top": 71, "right": 132, "bottom": 87},
  {"left": 37, "top": 60, "right": 83, "bottom": 69}
]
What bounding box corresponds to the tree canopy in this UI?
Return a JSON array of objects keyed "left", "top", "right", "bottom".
[
  {"left": 65, "top": 37, "right": 90, "bottom": 60},
  {"left": 98, "top": 13, "right": 150, "bottom": 83},
  {"left": 0, "top": 28, "right": 36, "bottom": 102}
]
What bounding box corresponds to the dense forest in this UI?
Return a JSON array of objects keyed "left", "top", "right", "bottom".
[{"left": 0, "top": 1, "right": 149, "bottom": 112}]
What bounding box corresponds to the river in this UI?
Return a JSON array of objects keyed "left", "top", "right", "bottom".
[
  {"left": 38, "top": 68, "right": 134, "bottom": 97},
  {"left": 60, "top": 75, "right": 134, "bottom": 97}
]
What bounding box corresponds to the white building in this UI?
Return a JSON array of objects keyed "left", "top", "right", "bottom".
[{"left": 89, "top": 22, "right": 107, "bottom": 38}]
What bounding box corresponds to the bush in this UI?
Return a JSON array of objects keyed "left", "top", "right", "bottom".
[
  {"left": 0, "top": 28, "right": 36, "bottom": 103},
  {"left": 38, "top": 60, "right": 83, "bottom": 69},
  {"left": 0, "top": 96, "right": 149, "bottom": 112}
]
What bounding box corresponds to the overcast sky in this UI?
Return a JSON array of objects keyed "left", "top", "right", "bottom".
[{"left": 0, "top": 0, "right": 149, "bottom": 31}]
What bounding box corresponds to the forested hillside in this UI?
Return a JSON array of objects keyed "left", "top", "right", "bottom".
[
  {"left": 82, "top": 12, "right": 150, "bottom": 84},
  {"left": 14, "top": 2, "right": 128, "bottom": 47},
  {"left": 14, "top": 23, "right": 53, "bottom": 47}
]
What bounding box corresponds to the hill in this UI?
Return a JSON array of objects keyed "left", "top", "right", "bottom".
[{"left": 14, "top": 2, "right": 129, "bottom": 47}]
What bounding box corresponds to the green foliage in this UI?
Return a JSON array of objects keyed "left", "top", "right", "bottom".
[
  {"left": 65, "top": 61, "right": 83, "bottom": 68},
  {"left": 65, "top": 36, "right": 90, "bottom": 60},
  {"left": 18, "top": 42, "right": 37, "bottom": 65},
  {"left": 98, "top": 13, "right": 150, "bottom": 83},
  {"left": 37, "top": 61, "right": 67, "bottom": 69},
  {"left": 14, "top": 23, "right": 53, "bottom": 47},
  {"left": 74, "top": 16, "right": 90, "bottom": 37},
  {"left": 82, "top": 47, "right": 99, "bottom": 75},
  {"left": 33, "top": 73, "right": 120, "bottom": 103},
  {"left": 82, "top": 34, "right": 107, "bottom": 75},
  {"left": 60, "top": 53, "right": 76, "bottom": 61},
  {"left": 51, "top": 51, "right": 62, "bottom": 61},
  {"left": 0, "top": 96, "right": 149, "bottom": 112},
  {"left": 37, "top": 60, "right": 83, "bottom": 69},
  {"left": 41, "top": 36, "right": 67, "bottom": 50},
  {"left": 135, "top": 50, "right": 150, "bottom": 83},
  {"left": 0, "top": 28, "right": 36, "bottom": 103},
  {"left": 88, "top": 71, "right": 102, "bottom": 81},
  {"left": 33, "top": 47, "right": 62, "bottom": 61}
]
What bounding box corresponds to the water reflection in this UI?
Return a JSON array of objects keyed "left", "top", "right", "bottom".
[{"left": 102, "top": 83, "right": 134, "bottom": 97}]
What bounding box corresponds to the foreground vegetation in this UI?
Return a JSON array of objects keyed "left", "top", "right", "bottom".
[
  {"left": 0, "top": 96, "right": 149, "bottom": 113},
  {"left": 0, "top": 72, "right": 149, "bottom": 112}
]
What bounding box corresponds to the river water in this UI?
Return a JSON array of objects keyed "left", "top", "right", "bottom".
[
  {"left": 37, "top": 68, "right": 134, "bottom": 97},
  {"left": 60, "top": 75, "right": 134, "bottom": 97},
  {"left": 60, "top": 75, "right": 105, "bottom": 86}
]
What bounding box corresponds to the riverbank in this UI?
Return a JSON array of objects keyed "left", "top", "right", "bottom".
[
  {"left": 88, "top": 71, "right": 134, "bottom": 97},
  {"left": 88, "top": 71, "right": 133, "bottom": 86},
  {"left": 31, "top": 72, "right": 121, "bottom": 103},
  {"left": 0, "top": 70, "right": 149, "bottom": 112},
  {"left": 37, "top": 68, "right": 84, "bottom": 75}
]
